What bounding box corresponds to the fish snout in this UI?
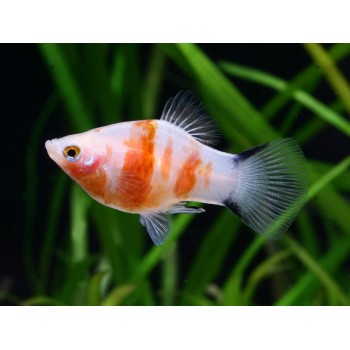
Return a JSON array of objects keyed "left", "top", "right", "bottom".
[
  {"left": 45, "top": 139, "right": 57, "bottom": 158},
  {"left": 45, "top": 139, "right": 51, "bottom": 147}
]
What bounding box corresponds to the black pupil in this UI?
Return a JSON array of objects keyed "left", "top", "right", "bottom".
[{"left": 67, "top": 148, "right": 77, "bottom": 158}]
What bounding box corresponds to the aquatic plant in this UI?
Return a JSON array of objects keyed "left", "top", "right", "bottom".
[{"left": 18, "top": 43, "right": 350, "bottom": 306}]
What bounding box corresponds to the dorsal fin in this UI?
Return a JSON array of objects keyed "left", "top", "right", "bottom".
[{"left": 160, "top": 91, "right": 220, "bottom": 146}]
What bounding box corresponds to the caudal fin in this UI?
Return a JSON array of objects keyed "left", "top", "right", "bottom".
[{"left": 224, "top": 139, "right": 308, "bottom": 239}]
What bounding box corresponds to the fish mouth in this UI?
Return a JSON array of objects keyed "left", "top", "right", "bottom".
[{"left": 45, "top": 139, "right": 55, "bottom": 158}]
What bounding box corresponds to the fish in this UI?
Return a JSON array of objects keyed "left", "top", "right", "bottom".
[{"left": 45, "top": 91, "right": 308, "bottom": 245}]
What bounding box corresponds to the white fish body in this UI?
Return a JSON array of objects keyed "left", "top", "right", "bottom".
[{"left": 45, "top": 91, "right": 308, "bottom": 245}]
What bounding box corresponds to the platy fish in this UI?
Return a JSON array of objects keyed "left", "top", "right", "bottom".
[{"left": 45, "top": 91, "right": 308, "bottom": 245}]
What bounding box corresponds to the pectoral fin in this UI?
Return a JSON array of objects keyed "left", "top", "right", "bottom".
[{"left": 166, "top": 202, "right": 205, "bottom": 214}]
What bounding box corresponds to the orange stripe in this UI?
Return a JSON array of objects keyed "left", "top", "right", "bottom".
[
  {"left": 65, "top": 154, "right": 101, "bottom": 177},
  {"left": 105, "top": 144, "right": 112, "bottom": 158},
  {"left": 174, "top": 150, "right": 202, "bottom": 197},
  {"left": 64, "top": 154, "right": 108, "bottom": 199},
  {"left": 80, "top": 167, "right": 108, "bottom": 199},
  {"left": 161, "top": 137, "right": 173, "bottom": 181},
  {"left": 199, "top": 161, "right": 213, "bottom": 188},
  {"left": 117, "top": 120, "right": 157, "bottom": 209}
]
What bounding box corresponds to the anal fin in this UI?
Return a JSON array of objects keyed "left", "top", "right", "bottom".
[
  {"left": 140, "top": 203, "right": 205, "bottom": 245},
  {"left": 140, "top": 212, "right": 171, "bottom": 246}
]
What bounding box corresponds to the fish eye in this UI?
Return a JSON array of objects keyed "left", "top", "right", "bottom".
[{"left": 63, "top": 145, "right": 82, "bottom": 161}]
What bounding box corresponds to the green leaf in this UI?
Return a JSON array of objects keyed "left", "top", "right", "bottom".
[
  {"left": 220, "top": 61, "right": 350, "bottom": 138},
  {"left": 101, "top": 284, "right": 136, "bottom": 306},
  {"left": 161, "top": 43, "right": 278, "bottom": 146},
  {"left": 283, "top": 236, "right": 350, "bottom": 306},
  {"left": 161, "top": 243, "right": 178, "bottom": 306},
  {"left": 276, "top": 235, "right": 350, "bottom": 306},
  {"left": 304, "top": 43, "right": 350, "bottom": 115},
  {"left": 24, "top": 92, "right": 59, "bottom": 290},
  {"left": 131, "top": 212, "right": 197, "bottom": 283},
  {"left": 38, "top": 173, "right": 68, "bottom": 294},
  {"left": 182, "top": 211, "right": 239, "bottom": 302},
  {"left": 243, "top": 249, "right": 292, "bottom": 305},
  {"left": 22, "top": 296, "right": 65, "bottom": 306},
  {"left": 262, "top": 43, "right": 350, "bottom": 119},
  {"left": 142, "top": 44, "right": 166, "bottom": 118},
  {"left": 70, "top": 184, "right": 91, "bottom": 263},
  {"left": 223, "top": 236, "right": 266, "bottom": 305},
  {"left": 87, "top": 271, "right": 109, "bottom": 306},
  {"left": 307, "top": 155, "right": 350, "bottom": 201},
  {"left": 39, "top": 44, "right": 95, "bottom": 131}
]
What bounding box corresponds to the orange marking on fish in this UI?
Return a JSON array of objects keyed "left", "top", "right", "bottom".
[
  {"left": 94, "top": 128, "right": 101, "bottom": 132},
  {"left": 105, "top": 144, "right": 112, "bottom": 157},
  {"left": 65, "top": 155, "right": 108, "bottom": 199},
  {"left": 118, "top": 120, "right": 157, "bottom": 209},
  {"left": 174, "top": 150, "right": 202, "bottom": 197},
  {"left": 80, "top": 167, "right": 108, "bottom": 199},
  {"left": 161, "top": 137, "right": 173, "bottom": 181},
  {"left": 199, "top": 161, "right": 213, "bottom": 188},
  {"left": 65, "top": 156, "right": 101, "bottom": 177}
]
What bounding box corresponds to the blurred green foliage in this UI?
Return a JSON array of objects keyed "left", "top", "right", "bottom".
[{"left": 18, "top": 43, "right": 350, "bottom": 306}]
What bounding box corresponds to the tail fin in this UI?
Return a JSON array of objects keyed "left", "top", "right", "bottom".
[{"left": 224, "top": 139, "right": 308, "bottom": 239}]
